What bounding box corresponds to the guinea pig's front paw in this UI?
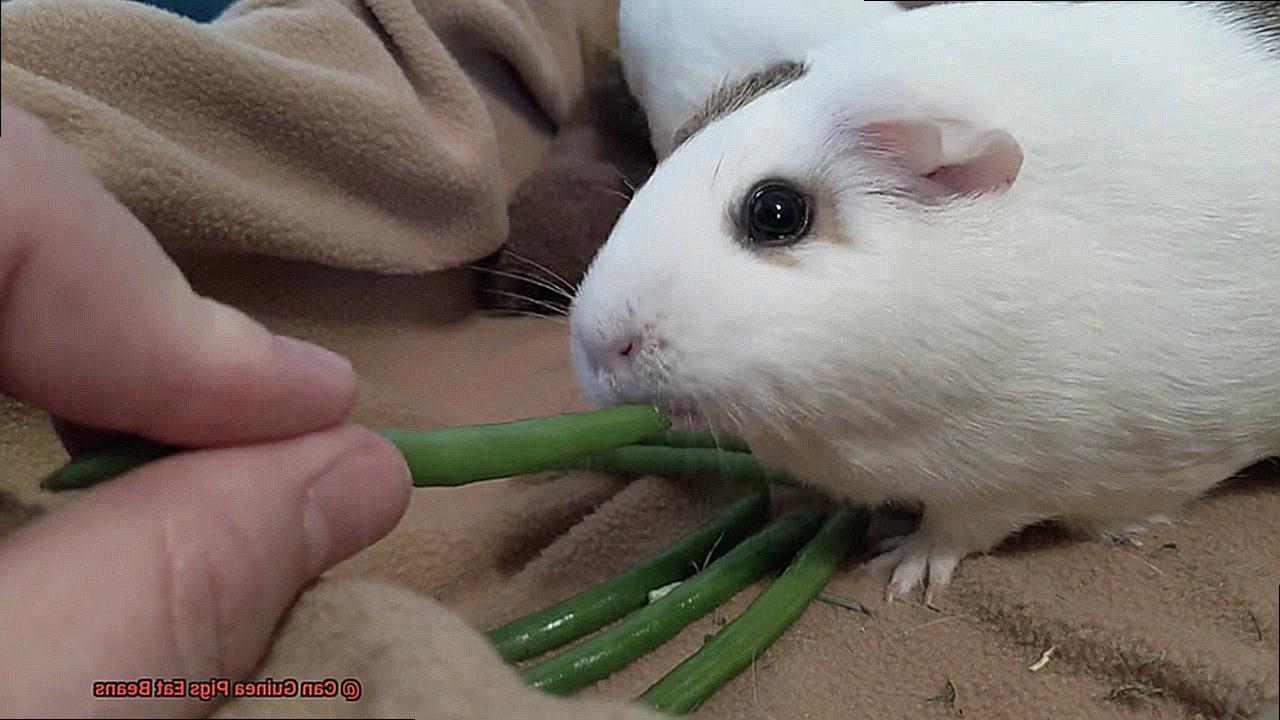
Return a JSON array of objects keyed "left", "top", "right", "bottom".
[
  {"left": 862, "top": 532, "right": 966, "bottom": 605},
  {"left": 862, "top": 511, "right": 1024, "bottom": 604}
]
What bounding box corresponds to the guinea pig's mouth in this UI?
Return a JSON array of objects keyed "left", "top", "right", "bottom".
[
  {"left": 615, "top": 387, "right": 706, "bottom": 428},
  {"left": 651, "top": 400, "right": 708, "bottom": 429},
  {"left": 663, "top": 407, "right": 706, "bottom": 428}
]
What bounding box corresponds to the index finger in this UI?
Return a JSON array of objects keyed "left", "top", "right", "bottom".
[{"left": 0, "top": 101, "right": 355, "bottom": 446}]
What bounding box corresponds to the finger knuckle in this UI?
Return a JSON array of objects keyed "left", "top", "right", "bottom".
[{"left": 156, "top": 507, "right": 247, "bottom": 679}]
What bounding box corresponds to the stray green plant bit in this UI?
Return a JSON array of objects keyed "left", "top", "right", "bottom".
[
  {"left": 816, "top": 591, "right": 873, "bottom": 617},
  {"left": 42, "top": 404, "right": 670, "bottom": 491},
  {"left": 636, "top": 429, "right": 752, "bottom": 454},
  {"left": 488, "top": 488, "right": 769, "bottom": 663},
  {"left": 1137, "top": 650, "right": 1166, "bottom": 666},
  {"left": 521, "top": 509, "right": 828, "bottom": 696},
  {"left": 928, "top": 678, "right": 958, "bottom": 708},
  {"left": 1248, "top": 609, "right": 1265, "bottom": 641},
  {"left": 1108, "top": 682, "right": 1165, "bottom": 702},
  {"left": 556, "top": 446, "right": 797, "bottom": 486},
  {"left": 635, "top": 506, "right": 870, "bottom": 715}
]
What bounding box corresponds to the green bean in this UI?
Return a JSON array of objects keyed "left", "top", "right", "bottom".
[
  {"left": 520, "top": 509, "right": 827, "bottom": 696},
  {"left": 380, "top": 405, "right": 669, "bottom": 487},
  {"left": 486, "top": 487, "right": 769, "bottom": 662},
  {"left": 41, "top": 404, "right": 670, "bottom": 491},
  {"left": 635, "top": 505, "right": 870, "bottom": 715},
  {"left": 554, "top": 446, "right": 798, "bottom": 487},
  {"left": 636, "top": 429, "right": 752, "bottom": 454},
  {"left": 37, "top": 436, "right": 181, "bottom": 491}
]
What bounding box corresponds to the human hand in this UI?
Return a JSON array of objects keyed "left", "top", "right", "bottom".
[{"left": 0, "top": 100, "right": 411, "bottom": 717}]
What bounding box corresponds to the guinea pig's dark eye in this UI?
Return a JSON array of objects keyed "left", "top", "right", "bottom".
[{"left": 744, "top": 182, "right": 811, "bottom": 246}]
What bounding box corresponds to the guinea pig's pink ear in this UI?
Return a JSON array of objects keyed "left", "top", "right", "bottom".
[{"left": 855, "top": 118, "right": 1023, "bottom": 199}]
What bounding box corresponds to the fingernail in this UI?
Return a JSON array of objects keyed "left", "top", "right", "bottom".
[
  {"left": 274, "top": 335, "right": 353, "bottom": 386},
  {"left": 303, "top": 429, "right": 412, "bottom": 574}
]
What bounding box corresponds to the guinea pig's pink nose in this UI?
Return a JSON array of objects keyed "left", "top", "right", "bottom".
[{"left": 584, "top": 333, "right": 640, "bottom": 371}]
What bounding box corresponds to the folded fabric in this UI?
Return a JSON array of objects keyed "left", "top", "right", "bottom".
[{"left": 1, "top": 0, "right": 593, "bottom": 276}]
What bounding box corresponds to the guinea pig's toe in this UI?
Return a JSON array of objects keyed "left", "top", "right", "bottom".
[
  {"left": 922, "top": 551, "right": 963, "bottom": 606},
  {"left": 862, "top": 534, "right": 966, "bottom": 604},
  {"left": 862, "top": 543, "right": 926, "bottom": 602},
  {"left": 886, "top": 551, "right": 929, "bottom": 602},
  {"left": 861, "top": 544, "right": 903, "bottom": 583}
]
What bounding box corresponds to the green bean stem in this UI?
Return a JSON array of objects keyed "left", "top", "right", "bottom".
[
  {"left": 486, "top": 488, "right": 769, "bottom": 662},
  {"left": 41, "top": 404, "right": 670, "bottom": 492},
  {"left": 555, "top": 446, "right": 797, "bottom": 487},
  {"left": 636, "top": 429, "right": 752, "bottom": 454},
  {"left": 520, "top": 509, "right": 828, "bottom": 696},
  {"left": 635, "top": 505, "right": 870, "bottom": 715}
]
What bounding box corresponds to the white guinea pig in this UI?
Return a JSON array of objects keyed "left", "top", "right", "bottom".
[
  {"left": 570, "top": 1, "right": 1280, "bottom": 601},
  {"left": 618, "top": 0, "right": 902, "bottom": 159}
]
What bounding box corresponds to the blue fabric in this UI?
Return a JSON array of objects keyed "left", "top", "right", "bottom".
[{"left": 132, "top": 0, "right": 235, "bottom": 22}]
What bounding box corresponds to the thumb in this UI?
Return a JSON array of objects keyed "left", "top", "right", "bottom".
[{"left": 0, "top": 423, "right": 411, "bottom": 718}]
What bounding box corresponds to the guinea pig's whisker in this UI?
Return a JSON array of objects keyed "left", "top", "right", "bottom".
[
  {"left": 750, "top": 393, "right": 806, "bottom": 445},
  {"left": 481, "top": 288, "right": 570, "bottom": 318},
  {"left": 607, "top": 163, "right": 638, "bottom": 195},
  {"left": 717, "top": 398, "right": 747, "bottom": 434},
  {"left": 503, "top": 249, "right": 579, "bottom": 297},
  {"left": 497, "top": 255, "right": 575, "bottom": 298},
  {"left": 790, "top": 399, "right": 823, "bottom": 424},
  {"left": 469, "top": 265, "right": 575, "bottom": 303},
  {"left": 478, "top": 283, "right": 568, "bottom": 309},
  {"left": 480, "top": 306, "right": 568, "bottom": 326},
  {"left": 784, "top": 396, "right": 820, "bottom": 422},
  {"left": 597, "top": 186, "right": 634, "bottom": 203}
]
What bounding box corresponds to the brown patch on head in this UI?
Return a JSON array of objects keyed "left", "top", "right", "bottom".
[
  {"left": 1214, "top": 1, "right": 1280, "bottom": 51},
  {"left": 672, "top": 61, "right": 808, "bottom": 150}
]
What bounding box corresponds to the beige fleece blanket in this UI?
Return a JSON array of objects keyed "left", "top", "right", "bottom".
[{"left": 1, "top": 1, "right": 1276, "bottom": 718}]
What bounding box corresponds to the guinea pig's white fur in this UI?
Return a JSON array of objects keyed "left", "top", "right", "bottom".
[
  {"left": 618, "top": 0, "right": 902, "bottom": 159},
  {"left": 571, "top": 1, "right": 1280, "bottom": 600}
]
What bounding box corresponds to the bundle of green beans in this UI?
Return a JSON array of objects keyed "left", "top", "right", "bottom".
[
  {"left": 42, "top": 405, "right": 866, "bottom": 714},
  {"left": 42, "top": 406, "right": 805, "bottom": 492},
  {"left": 487, "top": 487, "right": 771, "bottom": 663},
  {"left": 636, "top": 505, "right": 869, "bottom": 713},
  {"left": 519, "top": 508, "right": 828, "bottom": 695}
]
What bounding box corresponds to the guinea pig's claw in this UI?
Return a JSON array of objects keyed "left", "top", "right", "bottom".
[
  {"left": 863, "top": 534, "right": 965, "bottom": 604},
  {"left": 887, "top": 549, "right": 929, "bottom": 601}
]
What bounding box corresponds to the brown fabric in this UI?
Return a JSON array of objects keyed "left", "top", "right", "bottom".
[
  {"left": 210, "top": 577, "right": 661, "bottom": 720},
  {"left": 1, "top": 0, "right": 1277, "bottom": 718},
  {"left": 478, "top": 48, "right": 655, "bottom": 316},
  {"left": 0, "top": 0, "right": 587, "bottom": 275}
]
